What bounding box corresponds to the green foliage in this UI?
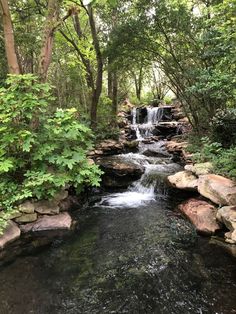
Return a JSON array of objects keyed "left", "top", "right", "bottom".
[
  {"left": 0, "top": 74, "right": 102, "bottom": 230},
  {"left": 188, "top": 136, "right": 236, "bottom": 180},
  {"left": 164, "top": 96, "right": 173, "bottom": 105},
  {"left": 190, "top": 137, "right": 223, "bottom": 163},
  {"left": 210, "top": 108, "right": 236, "bottom": 147},
  {"left": 96, "top": 94, "right": 119, "bottom": 140}
]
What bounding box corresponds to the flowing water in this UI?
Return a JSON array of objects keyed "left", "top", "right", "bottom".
[
  {"left": 0, "top": 140, "right": 235, "bottom": 313},
  {"left": 131, "top": 107, "right": 165, "bottom": 139}
]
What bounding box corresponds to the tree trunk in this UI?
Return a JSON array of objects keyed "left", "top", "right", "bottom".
[
  {"left": 133, "top": 65, "right": 143, "bottom": 101},
  {"left": 108, "top": 67, "right": 113, "bottom": 99},
  {"left": 38, "top": 0, "right": 59, "bottom": 82},
  {"left": 87, "top": 4, "right": 103, "bottom": 129},
  {"left": 112, "top": 72, "right": 118, "bottom": 118},
  {"left": 0, "top": 0, "right": 20, "bottom": 74}
]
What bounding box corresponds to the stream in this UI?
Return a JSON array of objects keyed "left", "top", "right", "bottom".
[{"left": 0, "top": 113, "right": 236, "bottom": 314}]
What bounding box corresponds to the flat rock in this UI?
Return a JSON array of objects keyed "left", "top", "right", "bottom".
[
  {"left": 34, "top": 200, "right": 60, "bottom": 215},
  {"left": 20, "top": 212, "right": 72, "bottom": 233},
  {"left": 217, "top": 206, "right": 236, "bottom": 244},
  {"left": 185, "top": 162, "right": 214, "bottom": 176},
  {"left": 15, "top": 213, "right": 38, "bottom": 223},
  {"left": 167, "top": 171, "right": 198, "bottom": 191},
  {"left": 198, "top": 174, "right": 236, "bottom": 205},
  {"left": 0, "top": 221, "right": 21, "bottom": 249},
  {"left": 179, "top": 198, "right": 221, "bottom": 235}
]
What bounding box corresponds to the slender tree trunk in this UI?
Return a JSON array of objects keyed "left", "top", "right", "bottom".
[
  {"left": 108, "top": 64, "right": 113, "bottom": 99},
  {"left": 133, "top": 65, "right": 143, "bottom": 101},
  {"left": 112, "top": 72, "right": 118, "bottom": 117},
  {"left": 38, "top": 0, "right": 59, "bottom": 82},
  {"left": 87, "top": 4, "right": 103, "bottom": 129},
  {"left": 0, "top": 0, "right": 20, "bottom": 74}
]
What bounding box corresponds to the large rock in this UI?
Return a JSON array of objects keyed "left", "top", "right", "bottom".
[
  {"left": 34, "top": 200, "right": 60, "bottom": 215},
  {"left": 167, "top": 171, "right": 198, "bottom": 191},
  {"left": 0, "top": 221, "right": 21, "bottom": 249},
  {"left": 198, "top": 174, "right": 236, "bottom": 205},
  {"left": 18, "top": 201, "right": 35, "bottom": 214},
  {"left": 88, "top": 140, "right": 125, "bottom": 158},
  {"left": 97, "top": 156, "right": 144, "bottom": 188},
  {"left": 179, "top": 198, "right": 221, "bottom": 235},
  {"left": 217, "top": 206, "right": 236, "bottom": 244},
  {"left": 184, "top": 162, "right": 214, "bottom": 176},
  {"left": 20, "top": 212, "right": 72, "bottom": 233}
]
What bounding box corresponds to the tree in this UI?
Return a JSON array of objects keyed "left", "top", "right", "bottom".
[
  {"left": 0, "top": 0, "right": 20, "bottom": 74},
  {"left": 38, "top": 0, "right": 60, "bottom": 82},
  {"left": 59, "top": 1, "right": 103, "bottom": 128}
]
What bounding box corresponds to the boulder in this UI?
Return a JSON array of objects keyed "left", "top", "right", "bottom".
[
  {"left": 198, "top": 174, "right": 236, "bottom": 205},
  {"left": 18, "top": 201, "right": 35, "bottom": 214},
  {"left": 217, "top": 206, "right": 236, "bottom": 244},
  {"left": 34, "top": 200, "right": 60, "bottom": 215},
  {"left": 15, "top": 213, "right": 38, "bottom": 223},
  {"left": 20, "top": 212, "right": 72, "bottom": 233},
  {"left": 184, "top": 162, "right": 214, "bottom": 176},
  {"left": 93, "top": 140, "right": 125, "bottom": 156},
  {"left": 97, "top": 156, "right": 144, "bottom": 188},
  {"left": 167, "top": 171, "right": 198, "bottom": 191},
  {"left": 0, "top": 221, "right": 21, "bottom": 249},
  {"left": 179, "top": 198, "right": 221, "bottom": 235}
]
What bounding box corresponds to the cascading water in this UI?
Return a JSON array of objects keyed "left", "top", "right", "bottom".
[
  {"left": 100, "top": 141, "right": 181, "bottom": 208},
  {"left": 131, "top": 107, "right": 165, "bottom": 139},
  {"left": 147, "top": 107, "right": 164, "bottom": 124}
]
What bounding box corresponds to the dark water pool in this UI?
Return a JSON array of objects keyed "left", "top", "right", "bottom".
[{"left": 0, "top": 194, "right": 235, "bottom": 314}]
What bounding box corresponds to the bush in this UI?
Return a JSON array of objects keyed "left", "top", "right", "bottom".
[
  {"left": 214, "top": 147, "right": 236, "bottom": 179},
  {"left": 0, "top": 74, "right": 102, "bottom": 231},
  {"left": 164, "top": 96, "right": 173, "bottom": 105},
  {"left": 190, "top": 137, "right": 222, "bottom": 163},
  {"left": 188, "top": 136, "right": 236, "bottom": 180},
  {"left": 96, "top": 94, "right": 120, "bottom": 140},
  {"left": 210, "top": 108, "right": 236, "bottom": 147}
]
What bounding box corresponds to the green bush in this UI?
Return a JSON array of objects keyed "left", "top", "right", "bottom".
[
  {"left": 210, "top": 108, "right": 236, "bottom": 147},
  {"left": 214, "top": 147, "right": 236, "bottom": 179},
  {"left": 164, "top": 96, "right": 173, "bottom": 105},
  {"left": 190, "top": 137, "right": 222, "bottom": 163},
  {"left": 96, "top": 94, "right": 120, "bottom": 140},
  {"left": 0, "top": 74, "right": 102, "bottom": 231},
  {"left": 188, "top": 136, "right": 236, "bottom": 180}
]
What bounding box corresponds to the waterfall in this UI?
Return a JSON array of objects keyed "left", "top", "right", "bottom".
[
  {"left": 132, "top": 108, "right": 137, "bottom": 125},
  {"left": 147, "top": 107, "right": 164, "bottom": 124},
  {"left": 131, "top": 107, "right": 165, "bottom": 140},
  {"left": 100, "top": 145, "right": 182, "bottom": 208}
]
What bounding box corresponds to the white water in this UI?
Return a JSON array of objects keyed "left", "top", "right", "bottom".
[
  {"left": 131, "top": 107, "right": 165, "bottom": 139},
  {"left": 100, "top": 142, "right": 182, "bottom": 208},
  {"left": 147, "top": 107, "right": 164, "bottom": 124}
]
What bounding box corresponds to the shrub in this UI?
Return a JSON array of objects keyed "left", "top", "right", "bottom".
[
  {"left": 210, "top": 108, "right": 236, "bottom": 147},
  {"left": 214, "top": 147, "right": 236, "bottom": 179},
  {"left": 188, "top": 136, "right": 236, "bottom": 180},
  {"left": 164, "top": 96, "right": 173, "bottom": 105},
  {"left": 190, "top": 137, "right": 222, "bottom": 163},
  {"left": 0, "top": 74, "right": 102, "bottom": 231},
  {"left": 96, "top": 94, "right": 120, "bottom": 140}
]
